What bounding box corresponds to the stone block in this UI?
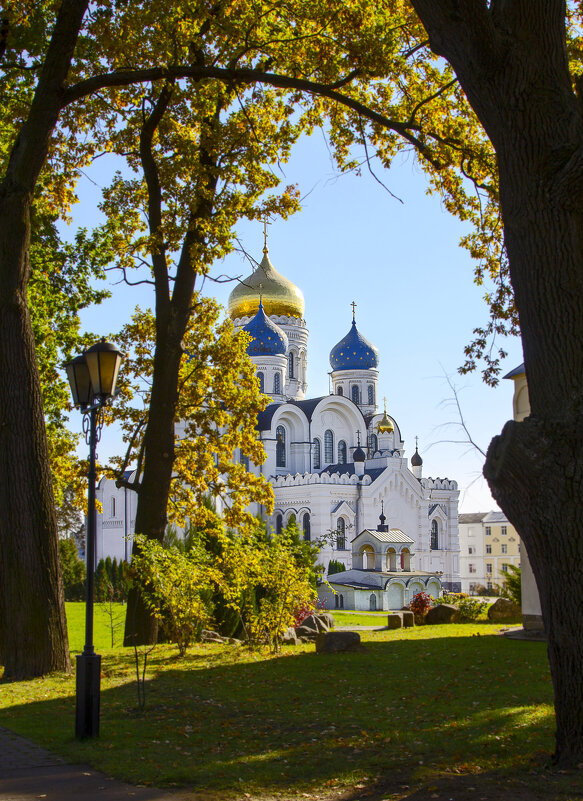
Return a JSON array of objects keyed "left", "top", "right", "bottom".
[
  {"left": 487, "top": 597, "right": 521, "bottom": 622},
  {"left": 387, "top": 614, "right": 402, "bottom": 629},
  {"left": 401, "top": 610, "right": 415, "bottom": 627},
  {"left": 315, "top": 631, "right": 364, "bottom": 654},
  {"left": 425, "top": 604, "right": 460, "bottom": 625}
]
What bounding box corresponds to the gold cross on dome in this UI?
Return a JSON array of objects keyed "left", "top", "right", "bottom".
[{"left": 351, "top": 300, "right": 357, "bottom": 321}]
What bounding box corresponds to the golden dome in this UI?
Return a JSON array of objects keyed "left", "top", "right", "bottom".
[
  {"left": 377, "top": 402, "right": 394, "bottom": 434},
  {"left": 228, "top": 250, "right": 305, "bottom": 320}
]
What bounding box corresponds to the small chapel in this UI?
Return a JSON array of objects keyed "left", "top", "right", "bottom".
[{"left": 95, "top": 240, "right": 461, "bottom": 597}]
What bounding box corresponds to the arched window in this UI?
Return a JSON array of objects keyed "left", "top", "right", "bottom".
[
  {"left": 324, "top": 429, "right": 334, "bottom": 463},
  {"left": 276, "top": 425, "right": 286, "bottom": 467},
  {"left": 335, "top": 594, "right": 339, "bottom": 609},
  {"left": 273, "top": 372, "right": 281, "bottom": 394},
  {"left": 312, "top": 438, "right": 321, "bottom": 470},
  {"left": 368, "top": 433, "right": 378, "bottom": 456},
  {"left": 276, "top": 514, "right": 283, "bottom": 535},
  {"left": 351, "top": 385, "right": 360, "bottom": 405},
  {"left": 111, "top": 497, "right": 116, "bottom": 517},
  {"left": 288, "top": 513, "right": 296, "bottom": 528},
  {"left": 339, "top": 594, "right": 344, "bottom": 609},
  {"left": 288, "top": 352, "right": 294, "bottom": 378},
  {"left": 302, "top": 512, "right": 311, "bottom": 542},
  {"left": 368, "top": 385, "right": 375, "bottom": 406},
  {"left": 338, "top": 440, "right": 347, "bottom": 464},
  {"left": 337, "top": 386, "right": 343, "bottom": 396},
  {"left": 257, "top": 371, "right": 264, "bottom": 393},
  {"left": 431, "top": 519, "right": 439, "bottom": 550},
  {"left": 336, "top": 518, "right": 346, "bottom": 550}
]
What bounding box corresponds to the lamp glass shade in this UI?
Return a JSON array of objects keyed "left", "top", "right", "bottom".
[
  {"left": 85, "top": 339, "right": 123, "bottom": 399},
  {"left": 65, "top": 355, "right": 92, "bottom": 408}
]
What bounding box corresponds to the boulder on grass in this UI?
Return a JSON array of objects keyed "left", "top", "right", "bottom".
[
  {"left": 425, "top": 604, "right": 460, "bottom": 625},
  {"left": 315, "top": 631, "right": 364, "bottom": 654},
  {"left": 488, "top": 597, "right": 521, "bottom": 622},
  {"left": 281, "top": 627, "right": 298, "bottom": 646},
  {"left": 387, "top": 614, "right": 402, "bottom": 630},
  {"left": 302, "top": 613, "right": 329, "bottom": 633},
  {"left": 295, "top": 624, "right": 318, "bottom": 640},
  {"left": 319, "top": 612, "right": 335, "bottom": 629}
]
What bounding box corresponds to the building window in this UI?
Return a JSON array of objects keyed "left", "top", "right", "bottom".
[
  {"left": 485, "top": 526, "right": 491, "bottom": 536},
  {"left": 288, "top": 352, "right": 294, "bottom": 378},
  {"left": 276, "top": 425, "right": 286, "bottom": 467},
  {"left": 351, "top": 385, "right": 360, "bottom": 405},
  {"left": 339, "top": 594, "right": 344, "bottom": 609},
  {"left": 275, "top": 514, "right": 283, "bottom": 535},
  {"left": 487, "top": 581, "right": 493, "bottom": 590},
  {"left": 501, "top": 544, "right": 507, "bottom": 554},
  {"left": 468, "top": 546, "right": 474, "bottom": 554},
  {"left": 302, "top": 513, "right": 311, "bottom": 542},
  {"left": 111, "top": 497, "right": 116, "bottom": 517},
  {"left": 501, "top": 526, "right": 507, "bottom": 535},
  {"left": 240, "top": 450, "right": 250, "bottom": 470},
  {"left": 257, "top": 371, "right": 264, "bottom": 393},
  {"left": 369, "top": 593, "right": 377, "bottom": 611},
  {"left": 324, "top": 429, "right": 334, "bottom": 463},
  {"left": 486, "top": 563, "right": 492, "bottom": 574},
  {"left": 368, "top": 385, "right": 374, "bottom": 406},
  {"left": 486, "top": 544, "right": 492, "bottom": 554},
  {"left": 313, "top": 438, "right": 321, "bottom": 470},
  {"left": 338, "top": 440, "right": 347, "bottom": 464},
  {"left": 368, "top": 433, "right": 378, "bottom": 456},
  {"left": 430, "top": 519, "right": 439, "bottom": 550},
  {"left": 501, "top": 563, "right": 509, "bottom": 573},
  {"left": 273, "top": 372, "right": 281, "bottom": 394},
  {"left": 336, "top": 518, "right": 346, "bottom": 550},
  {"left": 469, "top": 564, "right": 475, "bottom": 573},
  {"left": 337, "top": 386, "right": 343, "bottom": 396}
]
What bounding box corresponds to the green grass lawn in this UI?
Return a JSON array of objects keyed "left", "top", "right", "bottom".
[{"left": 0, "top": 605, "right": 579, "bottom": 801}]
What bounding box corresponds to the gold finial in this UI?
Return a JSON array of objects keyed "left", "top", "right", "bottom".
[
  {"left": 263, "top": 217, "right": 271, "bottom": 255},
  {"left": 351, "top": 300, "right": 357, "bottom": 322},
  {"left": 378, "top": 397, "right": 394, "bottom": 434},
  {"left": 259, "top": 282, "right": 263, "bottom": 305}
]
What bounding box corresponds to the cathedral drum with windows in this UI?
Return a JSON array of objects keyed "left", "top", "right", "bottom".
[{"left": 229, "top": 245, "right": 461, "bottom": 605}]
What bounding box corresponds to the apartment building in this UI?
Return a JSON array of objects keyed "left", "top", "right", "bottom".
[{"left": 458, "top": 511, "right": 520, "bottom": 594}]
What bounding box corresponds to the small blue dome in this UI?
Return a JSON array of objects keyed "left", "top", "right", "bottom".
[
  {"left": 330, "top": 319, "right": 379, "bottom": 371},
  {"left": 243, "top": 301, "right": 288, "bottom": 357}
]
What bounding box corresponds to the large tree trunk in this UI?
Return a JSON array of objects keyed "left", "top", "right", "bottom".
[
  {"left": 0, "top": 0, "right": 89, "bottom": 677},
  {"left": 410, "top": 0, "right": 583, "bottom": 766}
]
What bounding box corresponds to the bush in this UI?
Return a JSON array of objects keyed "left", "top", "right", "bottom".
[
  {"left": 408, "top": 591, "right": 432, "bottom": 622},
  {"left": 434, "top": 591, "right": 487, "bottom": 622}
]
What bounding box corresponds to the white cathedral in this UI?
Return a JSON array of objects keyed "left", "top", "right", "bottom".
[{"left": 96, "top": 243, "right": 461, "bottom": 596}]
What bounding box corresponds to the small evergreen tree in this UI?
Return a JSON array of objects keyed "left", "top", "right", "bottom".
[
  {"left": 58, "top": 538, "right": 86, "bottom": 601},
  {"left": 501, "top": 565, "right": 522, "bottom": 606},
  {"left": 328, "top": 559, "right": 346, "bottom": 576}
]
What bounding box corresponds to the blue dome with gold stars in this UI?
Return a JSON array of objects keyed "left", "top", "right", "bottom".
[
  {"left": 243, "top": 300, "right": 288, "bottom": 357},
  {"left": 329, "top": 317, "right": 379, "bottom": 371}
]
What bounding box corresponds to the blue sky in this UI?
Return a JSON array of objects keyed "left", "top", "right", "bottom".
[{"left": 71, "top": 131, "right": 523, "bottom": 514}]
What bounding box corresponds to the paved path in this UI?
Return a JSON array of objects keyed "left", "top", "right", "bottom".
[{"left": 0, "top": 726, "right": 175, "bottom": 801}]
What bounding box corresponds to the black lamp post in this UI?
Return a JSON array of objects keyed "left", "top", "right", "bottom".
[{"left": 65, "top": 339, "right": 122, "bottom": 739}]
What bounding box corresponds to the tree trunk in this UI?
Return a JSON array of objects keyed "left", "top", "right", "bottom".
[
  {"left": 0, "top": 0, "right": 89, "bottom": 677},
  {"left": 0, "top": 193, "right": 70, "bottom": 679},
  {"left": 410, "top": 0, "right": 583, "bottom": 765},
  {"left": 123, "top": 328, "right": 183, "bottom": 645},
  {"left": 485, "top": 416, "right": 583, "bottom": 767}
]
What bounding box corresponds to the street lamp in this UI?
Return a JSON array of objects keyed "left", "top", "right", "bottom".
[{"left": 65, "top": 338, "right": 123, "bottom": 739}]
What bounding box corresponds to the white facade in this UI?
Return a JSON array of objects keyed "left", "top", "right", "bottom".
[{"left": 95, "top": 247, "right": 461, "bottom": 591}]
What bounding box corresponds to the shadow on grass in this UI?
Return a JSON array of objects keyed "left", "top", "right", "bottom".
[{"left": 1, "top": 631, "right": 577, "bottom": 800}]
